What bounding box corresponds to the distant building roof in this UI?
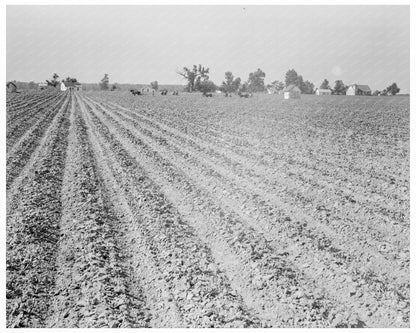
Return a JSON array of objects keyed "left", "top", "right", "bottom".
[
  {"left": 353, "top": 84, "right": 371, "bottom": 92},
  {"left": 38, "top": 82, "right": 48, "bottom": 87},
  {"left": 7, "top": 81, "right": 17, "bottom": 88},
  {"left": 283, "top": 84, "right": 301, "bottom": 92}
]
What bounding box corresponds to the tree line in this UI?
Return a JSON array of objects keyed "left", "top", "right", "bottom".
[
  {"left": 175, "top": 66, "right": 316, "bottom": 94},
  {"left": 175, "top": 66, "right": 267, "bottom": 94},
  {"left": 23, "top": 71, "right": 400, "bottom": 96},
  {"left": 45, "top": 73, "right": 79, "bottom": 87},
  {"left": 174, "top": 65, "right": 401, "bottom": 96}
]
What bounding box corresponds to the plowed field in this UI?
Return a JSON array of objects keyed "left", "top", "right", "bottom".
[{"left": 6, "top": 90, "right": 410, "bottom": 328}]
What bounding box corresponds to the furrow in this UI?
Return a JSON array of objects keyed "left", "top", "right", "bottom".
[{"left": 46, "top": 95, "right": 149, "bottom": 328}]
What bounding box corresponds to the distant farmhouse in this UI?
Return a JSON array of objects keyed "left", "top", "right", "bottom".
[
  {"left": 346, "top": 84, "right": 371, "bottom": 96},
  {"left": 315, "top": 88, "right": 332, "bottom": 96},
  {"left": 283, "top": 85, "right": 301, "bottom": 99},
  {"left": 38, "top": 82, "right": 48, "bottom": 90},
  {"left": 61, "top": 81, "right": 82, "bottom": 91},
  {"left": 6, "top": 81, "right": 17, "bottom": 93}
]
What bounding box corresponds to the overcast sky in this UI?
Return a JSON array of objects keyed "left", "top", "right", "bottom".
[{"left": 7, "top": 5, "right": 410, "bottom": 92}]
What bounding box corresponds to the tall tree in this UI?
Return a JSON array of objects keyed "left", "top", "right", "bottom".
[
  {"left": 333, "top": 80, "right": 346, "bottom": 95},
  {"left": 232, "top": 77, "right": 241, "bottom": 92},
  {"left": 221, "top": 71, "right": 233, "bottom": 92},
  {"left": 284, "top": 69, "right": 315, "bottom": 93},
  {"left": 100, "top": 74, "right": 109, "bottom": 90},
  {"left": 320, "top": 79, "right": 330, "bottom": 89},
  {"left": 303, "top": 80, "right": 315, "bottom": 94},
  {"left": 220, "top": 71, "right": 241, "bottom": 93},
  {"left": 285, "top": 69, "right": 298, "bottom": 87},
  {"left": 386, "top": 82, "right": 400, "bottom": 95},
  {"left": 296, "top": 75, "right": 305, "bottom": 92},
  {"left": 177, "top": 64, "right": 209, "bottom": 92},
  {"left": 247, "top": 68, "right": 266, "bottom": 92}
]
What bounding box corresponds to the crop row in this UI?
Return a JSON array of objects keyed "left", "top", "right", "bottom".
[
  {"left": 7, "top": 90, "right": 63, "bottom": 129},
  {"left": 7, "top": 91, "right": 65, "bottom": 151},
  {"left": 7, "top": 93, "right": 69, "bottom": 190},
  {"left": 6, "top": 90, "right": 54, "bottom": 110},
  {"left": 46, "top": 97, "right": 149, "bottom": 327},
  {"left": 6, "top": 94, "right": 72, "bottom": 327},
  {"left": 79, "top": 94, "right": 262, "bottom": 327}
]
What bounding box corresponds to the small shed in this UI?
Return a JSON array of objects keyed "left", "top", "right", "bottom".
[
  {"left": 60, "top": 82, "right": 67, "bottom": 91},
  {"left": 315, "top": 88, "right": 332, "bottom": 96},
  {"left": 283, "top": 84, "right": 301, "bottom": 99},
  {"left": 6, "top": 81, "right": 17, "bottom": 93},
  {"left": 346, "top": 84, "right": 371, "bottom": 96}
]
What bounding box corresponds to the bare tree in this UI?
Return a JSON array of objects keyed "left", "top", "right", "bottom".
[
  {"left": 46, "top": 73, "right": 60, "bottom": 87},
  {"left": 177, "top": 64, "right": 209, "bottom": 92}
]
